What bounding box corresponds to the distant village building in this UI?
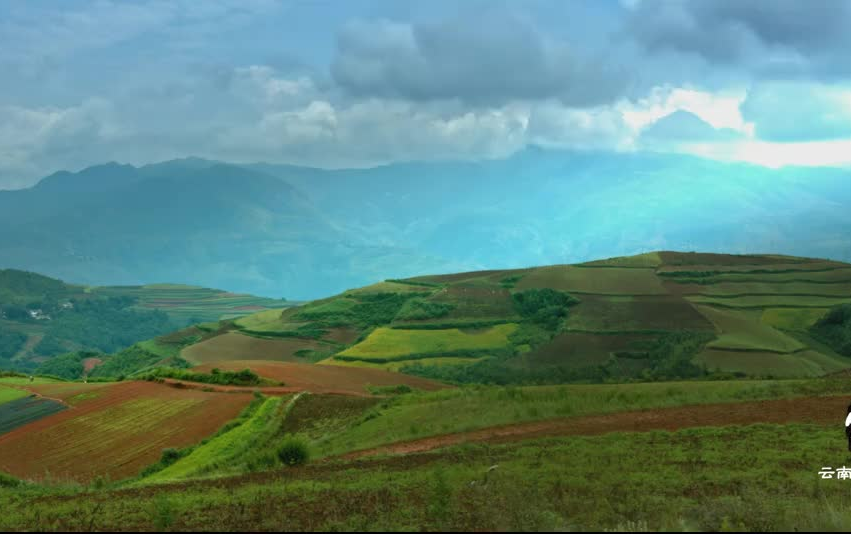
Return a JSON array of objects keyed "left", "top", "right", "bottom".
[{"left": 28, "top": 309, "right": 51, "bottom": 321}]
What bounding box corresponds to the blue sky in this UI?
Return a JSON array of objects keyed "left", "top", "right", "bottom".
[{"left": 2, "top": 0, "right": 851, "bottom": 188}]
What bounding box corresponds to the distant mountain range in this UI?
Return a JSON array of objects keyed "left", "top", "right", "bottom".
[{"left": 1, "top": 148, "right": 850, "bottom": 299}]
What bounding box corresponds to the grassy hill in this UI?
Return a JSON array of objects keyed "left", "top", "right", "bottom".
[
  {"left": 99, "top": 251, "right": 851, "bottom": 383},
  {"left": 0, "top": 269, "right": 295, "bottom": 374}
]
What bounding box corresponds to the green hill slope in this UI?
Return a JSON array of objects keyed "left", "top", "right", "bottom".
[
  {"left": 107, "top": 252, "right": 851, "bottom": 382},
  {"left": 0, "top": 269, "right": 295, "bottom": 375}
]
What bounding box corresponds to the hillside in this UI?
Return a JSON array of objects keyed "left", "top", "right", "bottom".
[
  {"left": 100, "top": 251, "right": 851, "bottom": 383},
  {"left": 3, "top": 150, "right": 851, "bottom": 300},
  {"left": 0, "top": 269, "right": 294, "bottom": 373}
]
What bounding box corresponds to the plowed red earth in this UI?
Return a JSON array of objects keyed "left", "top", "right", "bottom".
[
  {"left": 192, "top": 360, "right": 448, "bottom": 395},
  {"left": 0, "top": 381, "right": 252, "bottom": 483},
  {"left": 342, "top": 394, "right": 851, "bottom": 460}
]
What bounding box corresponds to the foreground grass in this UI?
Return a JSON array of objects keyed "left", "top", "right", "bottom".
[
  {"left": 2, "top": 423, "right": 851, "bottom": 531},
  {"left": 309, "top": 378, "right": 851, "bottom": 457},
  {"left": 144, "top": 396, "right": 292, "bottom": 483}
]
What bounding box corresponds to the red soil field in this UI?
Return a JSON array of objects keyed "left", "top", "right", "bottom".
[
  {"left": 192, "top": 360, "right": 448, "bottom": 395},
  {"left": 342, "top": 394, "right": 851, "bottom": 460},
  {"left": 0, "top": 381, "right": 252, "bottom": 483}
]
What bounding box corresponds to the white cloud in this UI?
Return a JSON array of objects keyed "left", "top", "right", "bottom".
[
  {"left": 0, "top": 98, "right": 124, "bottom": 188},
  {"left": 741, "top": 81, "right": 851, "bottom": 141},
  {"left": 621, "top": 86, "right": 750, "bottom": 133}
]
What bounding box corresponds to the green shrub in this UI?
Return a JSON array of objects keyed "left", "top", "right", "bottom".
[
  {"left": 160, "top": 448, "right": 182, "bottom": 466},
  {"left": 277, "top": 437, "right": 310, "bottom": 467},
  {"left": 0, "top": 471, "right": 22, "bottom": 488},
  {"left": 811, "top": 304, "right": 851, "bottom": 356},
  {"left": 395, "top": 298, "right": 455, "bottom": 321}
]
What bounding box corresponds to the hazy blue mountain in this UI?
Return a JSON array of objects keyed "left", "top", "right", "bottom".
[{"left": 1, "top": 148, "right": 850, "bottom": 299}]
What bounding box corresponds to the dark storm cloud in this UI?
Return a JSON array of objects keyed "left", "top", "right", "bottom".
[
  {"left": 330, "top": 10, "right": 628, "bottom": 106},
  {"left": 626, "top": 0, "right": 851, "bottom": 75}
]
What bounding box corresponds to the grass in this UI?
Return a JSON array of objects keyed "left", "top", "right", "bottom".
[
  {"left": 0, "top": 376, "right": 63, "bottom": 386},
  {"left": 0, "top": 385, "right": 28, "bottom": 406},
  {"left": 336, "top": 324, "right": 517, "bottom": 362},
  {"left": 304, "top": 378, "right": 851, "bottom": 458},
  {"left": 5, "top": 423, "right": 851, "bottom": 531},
  {"left": 144, "top": 395, "right": 291, "bottom": 483},
  {"left": 762, "top": 308, "right": 831, "bottom": 331}
]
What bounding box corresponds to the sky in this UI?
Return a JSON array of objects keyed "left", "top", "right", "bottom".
[{"left": 2, "top": 0, "right": 851, "bottom": 189}]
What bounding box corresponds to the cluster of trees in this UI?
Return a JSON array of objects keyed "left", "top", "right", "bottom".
[
  {"left": 395, "top": 298, "right": 454, "bottom": 321},
  {"left": 142, "top": 367, "right": 264, "bottom": 387},
  {"left": 34, "top": 351, "right": 101, "bottom": 380},
  {"left": 32, "top": 297, "right": 175, "bottom": 356},
  {"left": 811, "top": 304, "right": 851, "bottom": 357},
  {"left": 294, "top": 292, "right": 423, "bottom": 329},
  {"left": 512, "top": 288, "right": 579, "bottom": 330}
]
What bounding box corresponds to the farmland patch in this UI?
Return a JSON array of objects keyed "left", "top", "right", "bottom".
[
  {"left": 564, "top": 295, "right": 714, "bottom": 332},
  {"left": 516, "top": 266, "right": 668, "bottom": 295},
  {"left": 181, "top": 332, "right": 325, "bottom": 364},
  {"left": 694, "top": 305, "right": 805, "bottom": 353},
  {"left": 192, "top": 360, "right": 447, "bottom": 394},
  {"left": 761, "top": 308, "right": 831, "bottom": 331},
  {"left": 695, "top": 348, "right": 847, "bottom": 377},
  {"left": 0, "top": 396, "right": 66, "bottom": 435},
  {"left": 524, "top": 332, "right": 656, "bottom": 368},
  {"left": 0, "top": 381, "right": 252, "bottom": 482},
  {"left": 687, "top": 295, "right": 851, "bottom": 309},
  {"left": 336, "top": 324, "right": 517, "bottom": 362}
]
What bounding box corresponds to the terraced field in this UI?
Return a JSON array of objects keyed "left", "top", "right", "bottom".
[
  {"left": 98, "top": 251, "right": 851, "bottom": 383},
  {"left": 336, "top": 324, "right": 517, "bottom": 362},
  {"left": 515, "top": 265, "right": 668, "bottom": 295},
  {"left": 191, "top": 360, "right": 446, "bottom": 394},
  {"left": 563, "top": 295, "right": 714, "bottom": 332},
  {"left": 0, "top": 396, "right": 67, "bottom": 435},
  {"left": 92, "top": 284, "right": 294, "bottom": 322},
  {"left": 0, "top": 381, "right": 252, "bottom": 482}
]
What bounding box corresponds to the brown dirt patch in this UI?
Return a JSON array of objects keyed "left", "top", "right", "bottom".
[
  {"left": 81, "top": 358, "right": 102, "bottom": 374},
  {"left": 181, "top": 331, "right": 324, "bottom": 364},
  {"left": 191, "top": 360, "right": 449, "bottom": 396}
]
